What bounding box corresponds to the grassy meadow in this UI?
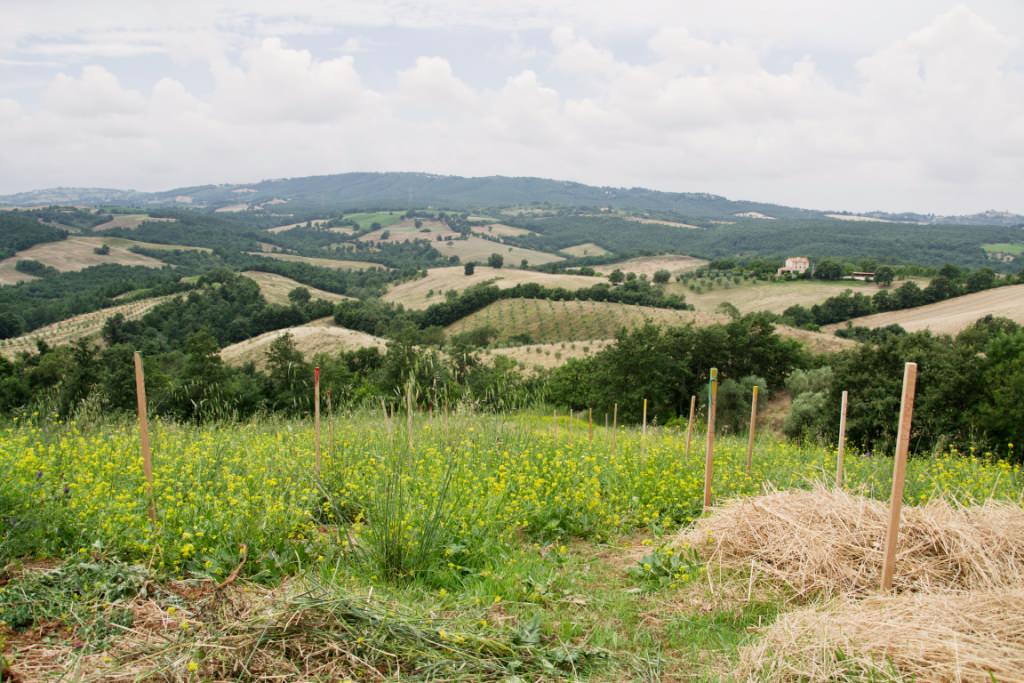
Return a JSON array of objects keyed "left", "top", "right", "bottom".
[{"left": 2, "top": 410, "right": 1021, "bottom": 679}]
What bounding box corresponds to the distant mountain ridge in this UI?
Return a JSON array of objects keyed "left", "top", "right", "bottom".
[{"left": 1, "top": 172, "right": 1022, "bottom": 226}]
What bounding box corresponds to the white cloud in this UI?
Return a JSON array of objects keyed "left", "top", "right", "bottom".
[
  {"left": 210, "top": 38, "right": 375, "bottom": 123},
  {"left": 43, "top": 65, "right": 147, "bottom": 117},
  {"left": 0, "top": 4, "right": 1021, "bottom": 213}
]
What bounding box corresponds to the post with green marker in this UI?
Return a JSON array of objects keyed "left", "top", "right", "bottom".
[{"left": 703, "top": 368, "right": 719, "bottom": 511}]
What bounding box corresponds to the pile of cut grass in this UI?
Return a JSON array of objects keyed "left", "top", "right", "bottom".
[
  {"left": 679, "top": 486, "right": 1024, "bottom": 599},
  {"left": 737, "top": 589, "right": 1024, "bottom": 682}
]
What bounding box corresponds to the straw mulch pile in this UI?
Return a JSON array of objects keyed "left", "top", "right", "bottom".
[
  {"left": 735, "top": 588, "right": 1024, "bottom": 682},
  {"left": 678, "top": 486, "right": 1024, "bottom": 599}
]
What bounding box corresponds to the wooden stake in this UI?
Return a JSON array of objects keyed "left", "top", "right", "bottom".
[
  {"left": 133, "top": 352, "right": 156, "bottom": 523},
  {"left": 588, "top": 408, "right": 593, "bottom": 442},
  {"left": 642, "top": 398, "right": 648, "bottom": 436},
  {"left": 880, "top": 362, "right": 918, "bottom": 592},
  {"left": 836, "top": 390, "right": 849, "bottom": 488},
  {"left": 745, "top": 385, "right": 759, "bottom": 474},
  {"left": 703, "top": 368, "right": 719, "bottom": 510},
  {"left": 684, "top": 395, "right": 696, "bottom": 459},
  {"left": 611, "top": 403, "right": 618, "bottom": 453},
  {"left": 313, "top": 367, "right": 322, "bottom": 477},
  {"left": 405, "top": 384, "right": 414, "bottom": 451}
]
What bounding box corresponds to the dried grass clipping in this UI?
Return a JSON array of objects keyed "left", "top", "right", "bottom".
[
  {"left": 678, "top": 486, "right": 1024, "bottom": 598},
  {"left": 736, "top": 589, "right": 1024, "bottom": 682}
]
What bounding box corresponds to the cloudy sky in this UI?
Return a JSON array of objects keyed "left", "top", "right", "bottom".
[{"left": 1, "top": 1, "right": 1022, "bottom": 214}]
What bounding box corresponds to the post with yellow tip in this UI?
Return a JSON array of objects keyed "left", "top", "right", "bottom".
[
  {"left": 703, "top": 368, "right": 719, "bottom": 511},
  {"left": 880, "top": 362, "right": 918, "bottom": 592},
  {"left": 836, "top": 390, "right": 849, "bottom": 488},
  {"left": 133, "top": 352, "right": 156, "bottom": 523},
  {"left": 642, "top": 398, "right": 648, "bottom": 436},
  {"left": 745, "top": 385, "right": 759, "bottom": 475}
]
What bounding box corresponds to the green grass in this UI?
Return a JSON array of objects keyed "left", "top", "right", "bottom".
[
  {"left": 345, "top": 210, "right": 404, "bottom": 230},
  {"left": 982, "top": 242, "right": 1024, "bottom": 255}
]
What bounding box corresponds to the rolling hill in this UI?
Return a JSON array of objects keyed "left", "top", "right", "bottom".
[{"left": 822, "top": 284, "right": 1024, "bottom": 335}]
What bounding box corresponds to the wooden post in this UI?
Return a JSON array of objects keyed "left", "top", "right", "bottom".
[
  {"left": 703, "top": 368, "right": 719, "bottom": 510},
  {"left": 684, "top": 395, "right": 696, "bottom": 459},
  {"left": 836, "top": 390, "right": 849, "bottom": 488},
  {"left": 745, "top": 385, "right": 759, "bottom": 475},
  {"left": 133, "top": 352, "right": 156, "bottom": 523},
  {"left": 553, "top": 409, "right": 559, "bottom": 442},
  {"left": 642, "top": 399, "right": 648, "bottom": 436},
  {"left": 314, "top": 367, "right": 321, "bottom": 477},
  {"left": 588, "top": 408, "right": 593, "bottom": 442},
  {"left": 880, "top": 362, "right": 918, "bottom": 592},
  {"left": 611, "top": 403, "right": 618, "bottom": 453},
  {"left": 405, "top": 384, "right": 414, "bottom": 451}
]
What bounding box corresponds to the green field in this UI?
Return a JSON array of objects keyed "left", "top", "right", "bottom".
[
  {"left": 345, "top": 210, "right": 404, "bottom": 230},
  {"left": 983, "top": 242, "right": 1024, "bottom": 255},
  {"left": 1, "top": 412, "right": 1020, "bottom": 680}
]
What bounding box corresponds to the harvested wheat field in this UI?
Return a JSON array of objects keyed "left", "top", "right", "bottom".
[
  {"left": 0, "top": 296, "right": 174, "bottom": 358},
  {"left": 595, "top": 254, "right": 707, "bottom": 278},
  {"left": 0, "top": 237, "right": 167, "bottom": 284},
  {"left": 623, "top": 215, "right": 701, "bottom": 229},
  {"left": 265, "top": 218, "right": 328, "bottom": 234},
  {"left": 91, "top": 214, "right": 174, "bottom": 231},
  {"left": 247, "top": 252, "right": 387, "bottom": 271},
  {"left": 560, "top": 242, "right": 611, "bottom": 257},
  {"left": 679, "top": 487, "right": 1024, "bottom": 600},
  {"left": 823, "top": 284, "right": 1024, "bottom": 335},
  {"left": 242, "top": 271, "right": 352, "bottom": 306},
  {"left": 434, "top": 236, "right": 563, "bottom": 266},
  {"left": 683, "top": 279, "right": 888, "bottom": 315},
  {"left": 470, "top": 223, "right": 534, "bottom": 238},
  {"left": 220, "top": 320, "right": 386, "bottom": 368},
  {"left": 89, "top": 236, "right": 211, "bottom": 253},
  {"left": 383, "top": 266, "right": 603, "bottom": 309},
  {"left": 737, "top": 589, "right": 1024, "bottom": 682}
]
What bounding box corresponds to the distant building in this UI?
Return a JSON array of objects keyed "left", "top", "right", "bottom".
[
  {"left": 845, "top": 271, "right": 876, "bottom": 282},
  {"left": 777, "top": 256, "right": 810, "bottom": 276}
]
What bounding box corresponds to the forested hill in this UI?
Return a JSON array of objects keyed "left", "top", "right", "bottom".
[
  {"left": 0, "top": 173, "right": 815, "bottom": 217},
  {"left": 4, "top": 171, "right": 1021, "bottom": 225}
]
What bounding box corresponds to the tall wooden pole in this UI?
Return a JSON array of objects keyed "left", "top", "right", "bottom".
[
  {"left": 133, "top": 352, "right": 156, "bottom": 523},
  {"left": 406, "top": 384, "right": 414, "bottom": 451},
  {"left": 745, "top": 385, "right": 759, "bottom": 474},
  {"left": 836, "top": 390, "right": 849, "bottom": 488},
  {"left": 642, "top": 399, "right": 648, "bottom": 436},
  {"left": 881, "top": 363, "right": 918, "bottom": 592},
  {"left": 703, "top": 368, "right": 719, "bottom": 510},
  {"left": 684, "top": 395, "right": 696, "bottom": 459},
  {"left": 313, "top": 367, "right": 321, "bottom": 477},
  {"left": 611, "top": 403, "right": 618, "bottom": 453}
]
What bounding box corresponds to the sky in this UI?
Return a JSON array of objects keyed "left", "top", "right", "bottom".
[{"left": 1, "top": 0, "right": 1022, "bottom": 214}]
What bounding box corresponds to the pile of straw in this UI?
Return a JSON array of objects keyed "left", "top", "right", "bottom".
[
  {"left": 678, "top": 486, "right": 1024, "bottom": 598},
  {"left": 736, "top": 589, "right": 1024, "bottom": 682}
]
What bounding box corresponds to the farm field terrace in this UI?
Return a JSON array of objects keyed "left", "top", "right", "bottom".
[{"left": 1, "top": 412, "right": 1022, "bottom": 680}]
